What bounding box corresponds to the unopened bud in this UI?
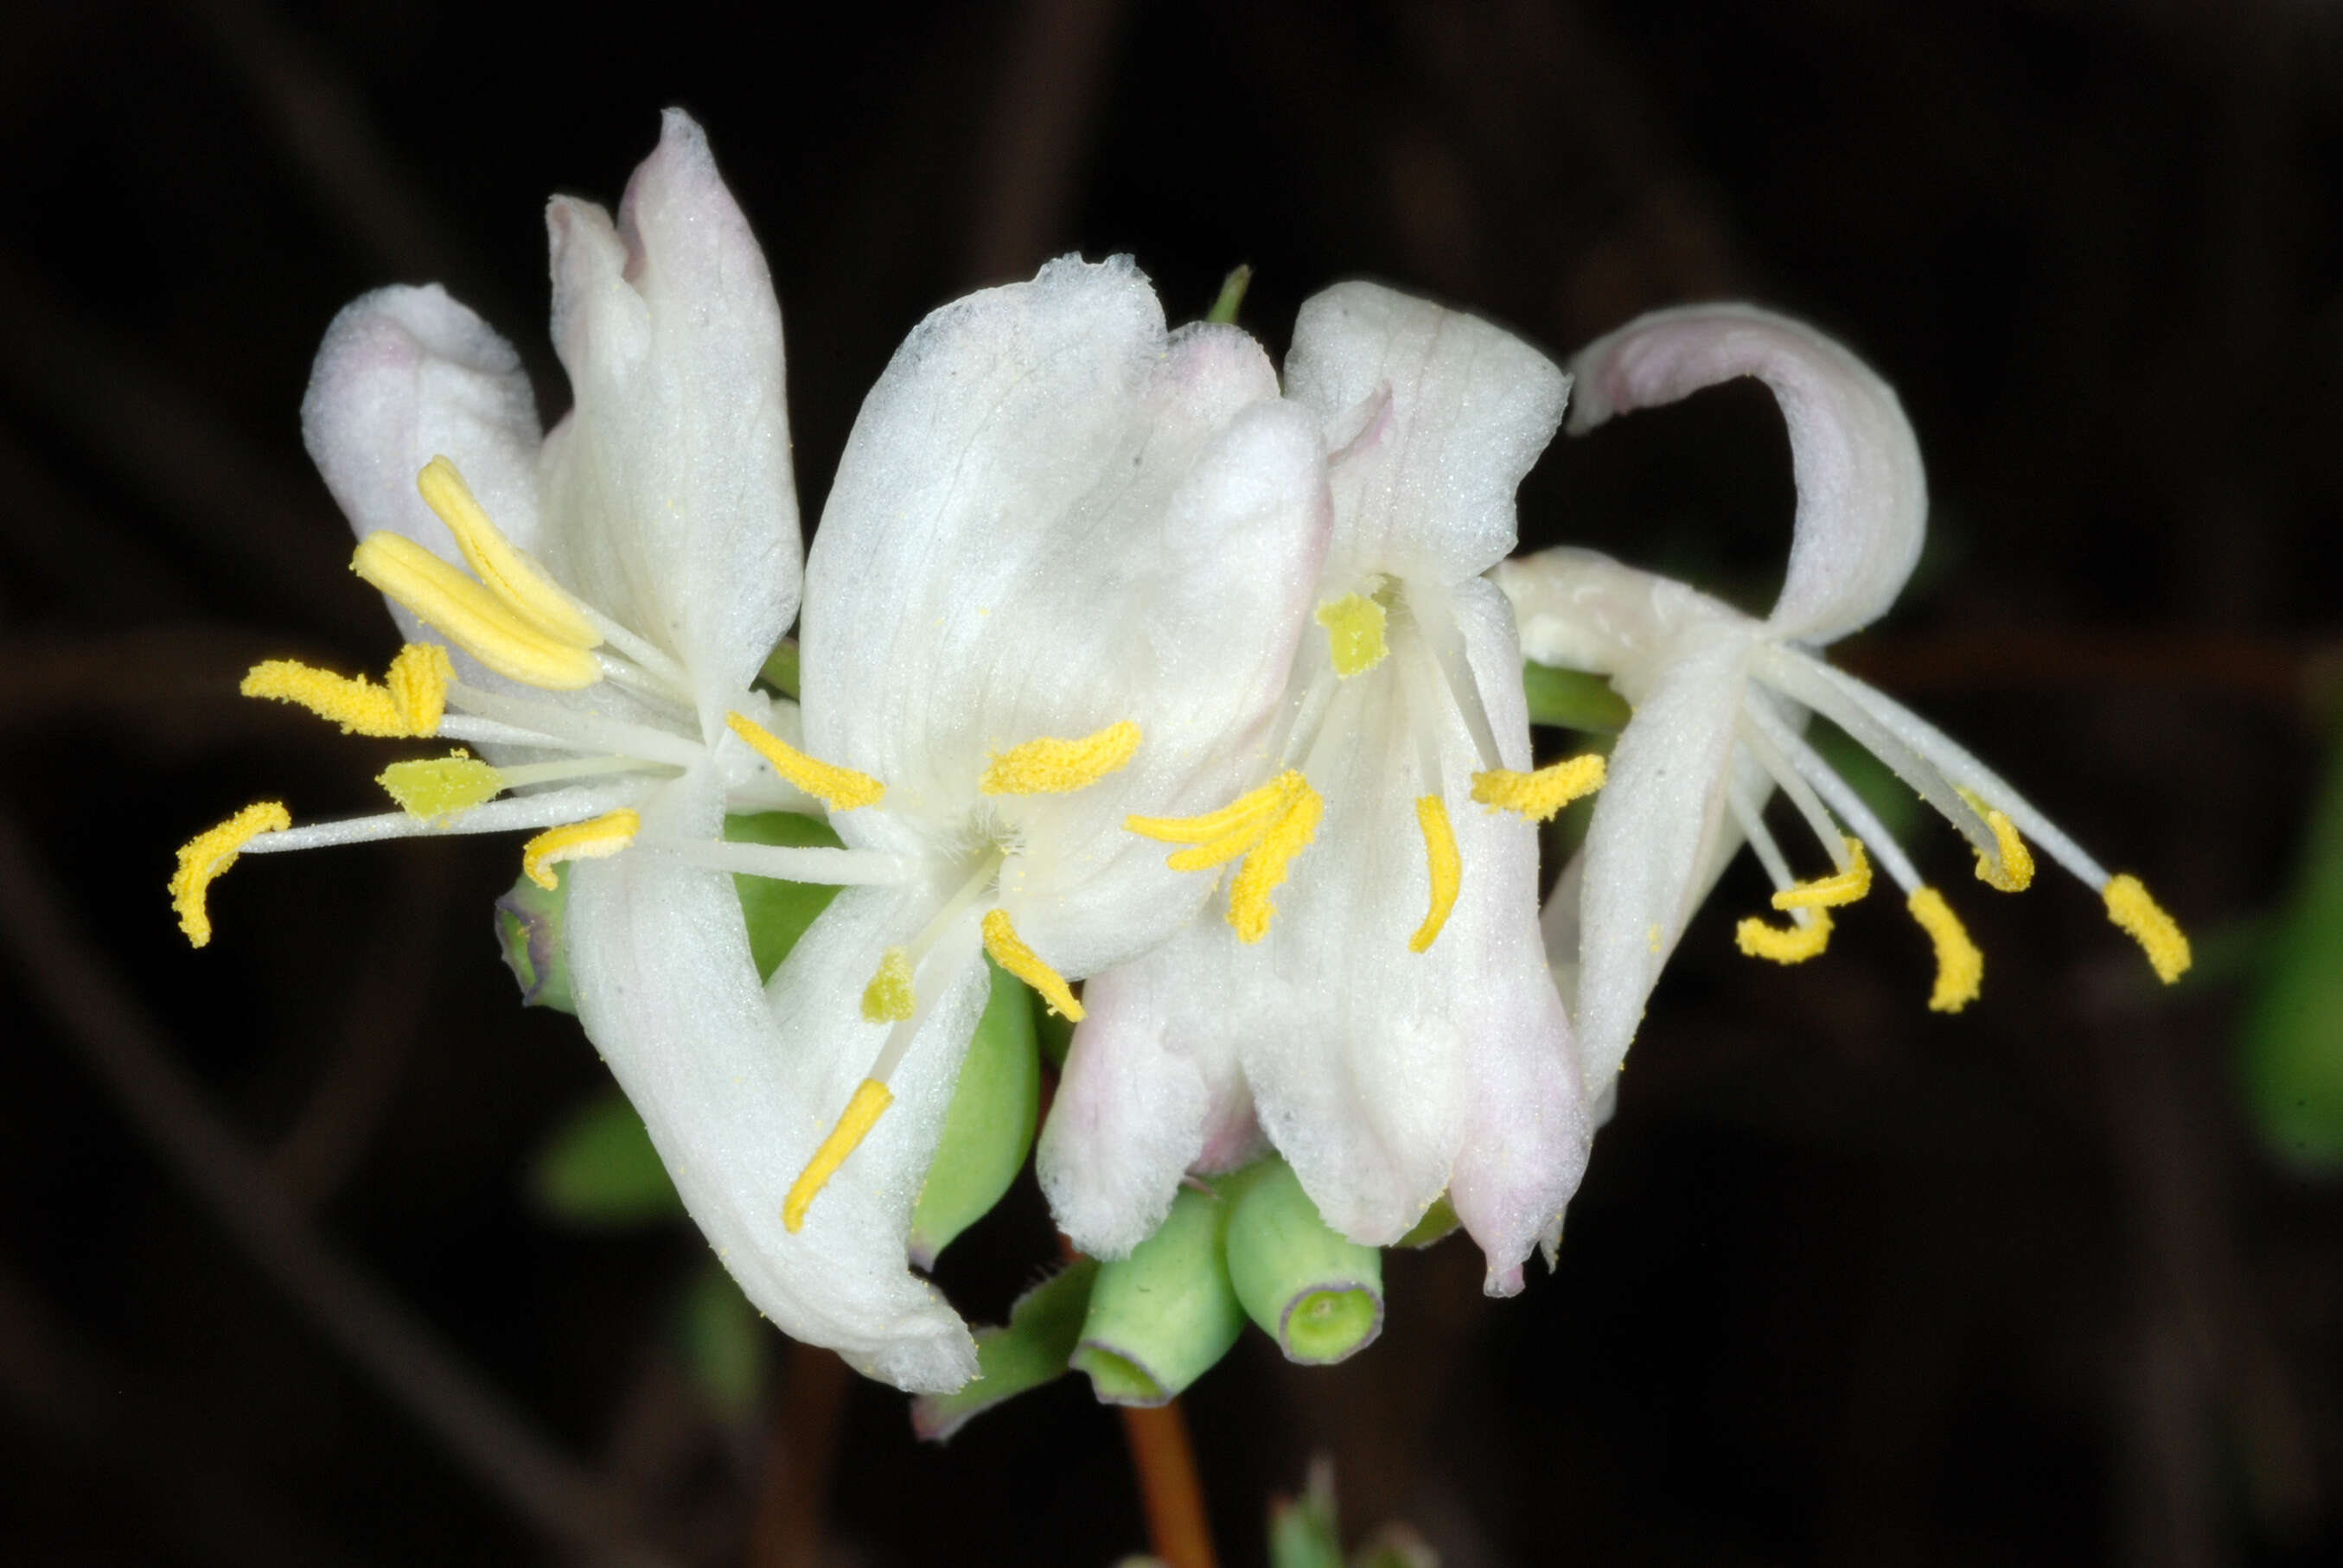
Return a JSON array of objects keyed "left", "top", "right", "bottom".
[
  {"left": 907, "top": 959, "right": 1039, "bottom": 1268},
  {"left": 495, "top": 872, "right": 574, "bottom": 1013},
  {"left": 1223, "top": 1159, "right": 1383, "bottom": 1365},
  {"left": 1071, "top": 1186, "right": 1244, "bottom": 1405}
]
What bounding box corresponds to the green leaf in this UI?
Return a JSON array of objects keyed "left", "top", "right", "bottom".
[
  {"left": 527, "top": 1091, "right": 683, "bottom": 1227},
  {"left": 1268, "top": 1463, "right": 1343, "bottom": 1568},
  {"left": 910, "top": 1259, "right": 1099, "bottom": 1442},
  {"left": 906, "top": 959, "right": 1041, "bottom": 1267},
  {"left": 2242, "top": 723, "right": 2343, "bottom": 1172},
  {"left": 725, "top": 811, "right": 845, "bottom": 983},
  {"left": 757, "top": 637, "right": 801, "bottom": 698},
  {"left": 1522, "top": 661, "right": 1631, "bottom": 733},
  {"left": 675, "top": 1259, "right": 769, "bottom": 1421}
]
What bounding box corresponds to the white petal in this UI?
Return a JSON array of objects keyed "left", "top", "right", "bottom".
[
  {"left": 565, "top": 771, "right": 978, "bottom": 1392},
  {"left": 1566, "top": 303, "right": 1925, "bottom": 646},
  {"left": 1491, "top": 545, "right": 1741, "bottom": 699},
  {"left": 1571, "top": 628, "right": 1753, "bottom": 1091},
  {"left": 300, "top": 283, "right": 544, "bottom": 648},
  {"left": 1284, "top": 281, "right": 1568, "bottom": 585},
  {"left": 806, "top": 256, "right": 1328, "bottom": 979},
  {"left": 1037, "top": 927, "right": 1249, "bottom": 1259},
  {"left": 540, "top": 110, "right": 800, "bottom": 722}
]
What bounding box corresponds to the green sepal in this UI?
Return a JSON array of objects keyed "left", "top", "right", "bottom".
[
  {"left": 1522, "top": 660, "right": 1631, "bottom": 734},
  {"left": 2242, "top": 722, "right": 2343, "bottom": 1171},
  {"left": 907, "top": 959, "right": 1041, "bottom": 1267},
  {"left": 758, "top": 636, "right": 801, "bottom": 698},
  {"left": 495, "top": 871, "right": 575, "bottom": 1013},
  {"left": 674, "top": 1258, "right": 769, "bottom": 1421},
  {"left": 1267, "top": 1463, "right": 1343, "bottom": 1568},
  {"left": 1205, "top": 263, "right": 1254, "bottom": 325},
  {"left": 909, "top": 1258, "right": 1099, "bottom": 1442},
  {"left": 1071, "top": 1186, "right": 1245, "bottom": 1405},
  {"left": 725, "top": 811, "right": 844, "bottom": 983},
  {"left": 1223, "top": 1158, "right": 1383, "bottom": 1365},
  {"left": 527, "top": 1090, "right": 683, "bottom": 1227},
  {"left": 1394, "top": 1191, "right": 1459, "bottom": 1249}
]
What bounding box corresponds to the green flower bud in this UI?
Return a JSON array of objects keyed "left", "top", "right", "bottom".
[
  {"left": 1223, "top": 1158, "right": 1383, "bottom": 1365},
  {"left": 495, "top": 871, "right": 574, "bottom": 1013},
  {"left": 907, "top": 959, "right": 1040, "bottom": 1267},
  {"left": 1394, "top": 1191, "right": 1459, "bottom": 1248},
  {"left": 909, "top": 1258, "right": 1098, "bottom": 1442},
  {"left": 1071, "top": 1185, "right": 1244, "bottom": 1405}
]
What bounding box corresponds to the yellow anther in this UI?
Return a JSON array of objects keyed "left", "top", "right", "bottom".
[
  {"left": 782, "top": 1078, "right": 894, "bottom": 1233},
  {"left": 353, "top": 532, "right": 602, "bottom": 690},
  {"left": 1906, "top": 887, "right": 1982, "bottom": 1013},
  {"left": 981, "top": 908, "right": 1083, "bottom": 1020},
  {"left": 980, "top": 719, "right": 1141, "bottom": 796},
  {"left": 240, "top": 641, "right": 453, "bottom": 737},
  {"left": 520, "top": 807, "right": 642, "bottom": 890},
  {"left": 1736, "top": 908, "right": 1835, "bottom": 965},
  {"left": 1408, "top": 794, "right": 1461, "bottom": 953},
  {"left": 2104, "top": 874, "right": 2191, "bottom": 984},
  {"left": 723, "top": 712, "right": 885, "bottom": 812},
  {"left": 1315, "top": 593, "right": 1389, "bottom": 678},
  {"left": 1773, "top": 837, "right": 1873, "bottom": 911},
  {"left": 416, "top": 457, "right": 601, "bottom": 648},
  {"left": 860, "top": 947, "right": 916, "bottom": 1023},
  {"left": 1226, "top": 781, "right": 1323, "bottom": 944},
  {"left": 1974, "top": 809, "right": 2036, "bottom": 893},
  {"left": 1471, "top": 754, "right": 1607, "bottom": 823},
  {"left": 169, "top": 800, "right": 290, "bottom": 947},
  {"left": 1127, "top": 773, "right": 1294, "bottom": 857},
  {"left": 378, "top": 753, "right": 503, "bottom": 820}
]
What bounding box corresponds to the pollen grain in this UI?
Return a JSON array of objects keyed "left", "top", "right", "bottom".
[{"left": 170, "top": 800, "right": 291, "bottom": 947}]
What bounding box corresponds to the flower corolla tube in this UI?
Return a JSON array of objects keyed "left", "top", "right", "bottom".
[
  {"left": 1043, "top": 282, "right": 1597, "bottom": 1294},
  {"left": 1496, "top": 303, "right": 2191, "bottom": 1108}
]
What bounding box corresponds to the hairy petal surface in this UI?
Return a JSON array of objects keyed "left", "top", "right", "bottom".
[
  {"left": 541, "top": 108, "right": 800, "bottom": 717},
  {"left": 567, "top": 772, "right": 980, "bottom": 1391},
  {"left": 1285, "top": 281, "right": 1568, "bottom": 585},
  {"left": 1566, "top": 303, "right": 1925, "bottom": 645}
]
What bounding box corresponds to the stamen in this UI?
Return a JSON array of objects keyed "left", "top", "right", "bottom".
[
  {"left": 860, "top": 947, "right": 916, "bottom": 1023},
  {"left": 170, "top": 801, "right": 291, "bottom": 947},
  {"left": 1315, "top": 593, "right": 1389, "bottom": 678},
  {"left": 239, "top": 642, "right": 453, "bottom": 737},
  {"left": 1906, "top": 888, "right": 1982, "bottom": 1013},
  {"left": 1226, "top": 781, "right": 1323, "bottom": 943},
  {"left": 1408, "top": 795, "right": 1461, "bottom": 953},
  {"left": 2103, "top": 874, "right": 2191, "bottom": 983},
  {"left": 724, "top": 712, "right": 884, "bottom": 812},
  {"left": 415, "top": 458, "right": 601, "bottom": 648},
  {"left": 1737, "top": 908, "right": 1834, "bottom": 965},
  {"left": 980, "top": 908, "right": 1082, "bottom": 1020},
  {"left": 378, "top": 753, "right": 502, "bottom": 820},
  {"left": 782, "top": 1079, "right": 894, "bottom": 1233},
  {"left": 352, "top": 533, "right": 601, "bottom": 690},
  {"left": 520, "top": 807, "right": 642, "bottom": 890},
  {"left": 1773, "top": 838, "right": 1872, "bottom": 911},
  {"left": 979, "top": 719, "right": 1141, "bottom": 796},
  {"left": 1127, "top": 773, "right": 1294, "bottom": 857},
  {"left": 1471, "top": 755, "right": 1607, "bottom": 822},
  {"left": 1960, "top": 794, "right": 2035, "bottom": 893}
]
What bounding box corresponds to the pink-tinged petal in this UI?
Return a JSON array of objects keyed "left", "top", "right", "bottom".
[
  {"left": 1284, "top": 281, "right": 1568, "bottom": 585},
  {"left": 540, "top": 110, "right": 800, "bottom": 722},
  {"left": 565, "top": 771, "right": 980, "bottom": 1393},
  {"left": 1570, "top": 628, "right": 1754, "bottom": 1093},
  {"left": 1037, "top": 931, "right": 1251, "bottom": 1259},
  {"left": 300, "top": 283, "right": 543, "bottom": 648},
  {"left": 1566, "top": 303, "right": 1925, "bottom": 646}
]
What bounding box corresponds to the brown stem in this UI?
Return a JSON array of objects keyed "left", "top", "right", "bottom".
[{"left": 1119, "top": 1399, "right": 1217, "bottom": 1568}]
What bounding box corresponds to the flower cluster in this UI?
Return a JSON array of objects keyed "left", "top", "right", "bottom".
[{"left": 171, "top": 115, "right": 2189, "bottom": 1396}]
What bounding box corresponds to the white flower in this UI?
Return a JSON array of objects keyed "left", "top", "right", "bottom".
[
  {"left": 167, "top": 112, "right": 953, "bottom": 1379},
  {"left": 726, "top": 255, "right": 1331, "bottom": 1388},
  {"left": 1042, "top": 282, "right": 1596, "bottom": 1293},
  {"left": 1497, "top": 303, "right": 2191, "bottom": 1106}
]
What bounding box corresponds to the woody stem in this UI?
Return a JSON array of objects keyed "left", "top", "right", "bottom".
[{"left": 1119, "top": 1399, "right": 1217, "bottom": 1568}]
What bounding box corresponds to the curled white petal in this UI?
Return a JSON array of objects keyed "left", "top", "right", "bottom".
[{"left": 1566, "top": 303, "right": 1925, "bottom": 644}]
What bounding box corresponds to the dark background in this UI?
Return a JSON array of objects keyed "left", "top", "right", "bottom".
[{"left": 3, "top": 1, "right": 2340, "bottom": 1564}]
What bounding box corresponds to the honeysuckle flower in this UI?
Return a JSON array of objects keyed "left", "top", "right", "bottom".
[
  {"left": 728, "top": 255, "right": 1330, "bottom": 1386},
  {"left": 1496, "top": 303, "right": 2191, "bottom": 1104},
  {"left": 166, "top": 112, "right": 971, "bottom": 1379},
  {"left": 1043, "top": 282, "right": 1597, "bottom": 1293}
]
